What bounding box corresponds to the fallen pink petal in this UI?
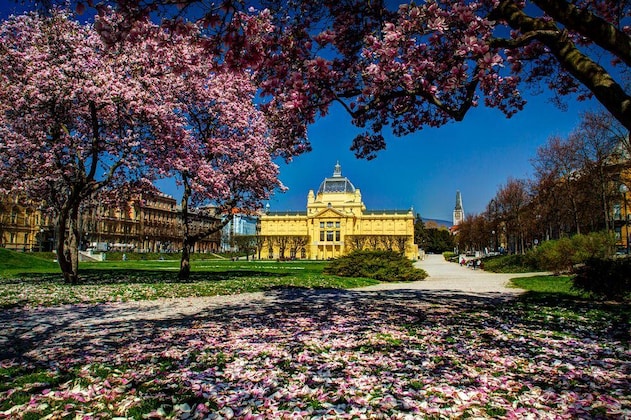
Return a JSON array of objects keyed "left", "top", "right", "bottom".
[{"left": 1, "top": 272, "right": 629, "bottom": 419}]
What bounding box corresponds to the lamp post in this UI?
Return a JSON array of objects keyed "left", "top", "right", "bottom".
[{"left": 620, "top": 183, "right": 629, "bottom": 254}]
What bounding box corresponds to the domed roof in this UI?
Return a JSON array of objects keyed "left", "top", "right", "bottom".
[{"left": 317, "top": 162, "right": 356, "bottom": 195}]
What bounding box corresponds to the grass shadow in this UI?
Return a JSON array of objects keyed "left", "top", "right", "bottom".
[{"left": 0, "top": 269, "right": 291, "bottom": 285}]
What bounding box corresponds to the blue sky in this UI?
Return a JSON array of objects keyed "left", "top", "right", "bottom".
[
  {"left": 1, "top": 2, "right": 600, "bottom": 222},
  {"left": 270, "top": 95, "right": 596, "bottom": 221}
]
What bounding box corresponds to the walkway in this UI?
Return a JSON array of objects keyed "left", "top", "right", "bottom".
[{"left": 357, "top": 253, "right": 539, "bottom": 296}]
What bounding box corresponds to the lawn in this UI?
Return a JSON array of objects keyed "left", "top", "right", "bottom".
[
  {"left": 0, "top": 250, "right": 629, "bottom": 418},
  {"left": 510, "top": 275, "right": 581, "bottom": 297},
  {"left": 0, "top": 249, "right": 378, "bottom": 308}
]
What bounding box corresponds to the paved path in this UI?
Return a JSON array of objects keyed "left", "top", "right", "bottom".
[{"left": 357, "top": 253, "right": 542, "bottom": 296}]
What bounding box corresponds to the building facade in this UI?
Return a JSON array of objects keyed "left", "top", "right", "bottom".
[
  {"left": 221, "top": 213, "right": 260, "bottom": 252},
  {"left": 0, "top": 193, "right": 54, "bottom": 252},
  {"left": 0, "top": 192, "right": 221, "bottom": 253},
  {"left": 260, "top": 163, "right": 418, "bottom": 260}
]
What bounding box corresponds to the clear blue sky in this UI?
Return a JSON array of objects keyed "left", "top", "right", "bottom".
[
  {"left": 0, "top": 2, "right": 600, "bottom": 222},
  {"left": 271, "top": 96, "right": 596, "bottom": 222}
]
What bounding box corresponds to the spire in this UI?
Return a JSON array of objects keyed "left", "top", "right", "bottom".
[
  {"left": 455, "top": 190, "right": 463, "bottom": 211},
  {"left": 333, "top": 161, "right": 342, "bottom": 177},
  {"left": 453, "top": 190, "right": 464, "bottom": 226}
]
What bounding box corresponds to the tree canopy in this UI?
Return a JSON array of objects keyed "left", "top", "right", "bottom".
[{"left": 76, "top": 0, "right": 631, "bottom": 158}]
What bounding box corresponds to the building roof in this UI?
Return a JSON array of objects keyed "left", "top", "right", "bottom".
[{"left": 317, "top": 162, "right": 356, "bottom": 195}]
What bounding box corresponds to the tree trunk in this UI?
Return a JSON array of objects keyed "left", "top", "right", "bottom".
[
  {"left": 55, "top": 206, "right": 80, "bottom": 284},
  {"left": 179, "top": 240, "right": 191, "bottom": 280},
  {"left": 178, "top": 175, "right": 192, "bottom": 281},
  {"left": 492, "top": 1, "right": 631, "bottom": 132},
  {"left": 55, "top": 214, "right": 72, "bottom": 283}
]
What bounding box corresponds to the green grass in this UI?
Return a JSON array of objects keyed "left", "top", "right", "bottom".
[
  {"left": 508, "top": 275, "right": 629, "bottom": 342},
  {"left": 509, "top": 275, "right": 583, "bottom": 298},
  {"left": 0, "top": 248, "right": 379, "bottom": 308},
  {"left": 0, "top": 248, "right": 58, "bottom": 277}
]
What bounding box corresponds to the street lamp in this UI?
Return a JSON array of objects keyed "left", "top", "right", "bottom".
[{"left": 620, "top": 183, "right": 630, "bottom": 254}]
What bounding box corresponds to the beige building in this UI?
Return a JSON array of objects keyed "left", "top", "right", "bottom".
[
  {"left": 0, "top": 193, "right": 53, "bottom": 252},
  {"left": 259, "top": 163, "right": 418, "bottom": 260},
  {"left": 0, "top": 192, "right": 221, "bottom": 253}
]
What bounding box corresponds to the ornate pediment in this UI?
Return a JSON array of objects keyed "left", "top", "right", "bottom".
[{"left": 310, "top": 207, "right": 350, "bottom": 219}]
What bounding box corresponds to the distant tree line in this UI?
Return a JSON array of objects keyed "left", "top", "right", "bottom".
[
  {"left": 414, "top": 215, "right": 455, "bottom": 254},
  {"left": 231, "top": 234, "right": 413, "bottom": 259}
]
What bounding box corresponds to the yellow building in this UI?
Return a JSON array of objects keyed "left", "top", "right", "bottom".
[{"left": 260, "top": 163, "right": 418, "bottom": 260}]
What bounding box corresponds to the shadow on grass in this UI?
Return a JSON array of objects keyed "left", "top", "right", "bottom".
[
  {"left": 1, "top": 285, "right": 628, "bottom": 361},
  {"left": 0, "top": 269, "right": 291, "bottom": 285}
]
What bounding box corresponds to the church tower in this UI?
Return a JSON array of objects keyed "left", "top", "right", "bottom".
[{"left": 453, "top": 190, "right": 464, "bottom": 226}]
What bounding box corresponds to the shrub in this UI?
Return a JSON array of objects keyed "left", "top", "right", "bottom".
[
  {"left": 442, "top": 252, "right": 457, "bottom": 262},
  {"left": 533, "top": 232, "right": 615, "bottom": 274},
  {"left": 572, "top": 257, "right": 631, "bottom": 300},
  {"left": 482, "top": 254, "right": 540, "bottom": 273},
  {"left": 324, "top": 250, "right": 427, "bottom": 282}
]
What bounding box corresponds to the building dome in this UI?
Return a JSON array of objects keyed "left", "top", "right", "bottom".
[{"left": 317, "top": 162, "right": 356, "bottom": 194}]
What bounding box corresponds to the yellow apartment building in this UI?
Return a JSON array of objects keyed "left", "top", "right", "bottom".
[{"left": 259, "top": 163, "right": 418, "bottom": 260}]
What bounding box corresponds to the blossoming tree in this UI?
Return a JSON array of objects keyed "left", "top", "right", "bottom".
[
  {"left": 0, "top": 10, "right": 162, "bottom": 283},
  {"left": 0, "top": 8, "right": 308, "bottom": 282},
  {"left": 109, "top": 12, "right": 307, "bottom": 279},
  {"left": 102, "top": 0, "right": 629, "bottom": 158}
]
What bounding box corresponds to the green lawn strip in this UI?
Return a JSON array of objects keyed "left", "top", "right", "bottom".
[
  {"left": 509, "top": 274, "right": 630, "bottom": 339},
  {"left": 0, "top": 259, "right": 378, "bottom": 308},
  {"left": 509, "top": 275, "right": 581, "bottom": 297},
  {"left": 0, "top": 248, "right": 59, "bottom": 278}
]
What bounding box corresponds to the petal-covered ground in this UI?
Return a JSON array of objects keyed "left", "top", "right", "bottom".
[{"left": 1, "top": 288, "right": 629, "bottom": 419}]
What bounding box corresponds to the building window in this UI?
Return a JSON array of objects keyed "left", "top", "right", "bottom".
[
  {"left": 326, "top": 231, "right": 334, "bottom": 241},
  {"left": 319, "top": 222, "right": 324, "bottom": 228},
  {"left": 326, "top": 221, "right": 333, "bottom": 228},
  {"left": 335, "top": 231, "right": 340, "bottom": 241},
  {"left": 320, "top": 231, "right": 325, "bottom": 241},
  {"left": 335, "top": 221, "right": 340, "bottom": 228}
]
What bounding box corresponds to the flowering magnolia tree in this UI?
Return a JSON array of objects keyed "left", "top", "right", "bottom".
[
  {"left": 0, "top": 8, "right": 308, "bottom": 282},
  {"left": 0, "top": 10, "right": 163, "bottom": 283},
  {"left": 106, "top": 12, "right": 308, "bottom": 279},
  {"left": 95, "top": 0, "right": 629, "bottom": 158}
]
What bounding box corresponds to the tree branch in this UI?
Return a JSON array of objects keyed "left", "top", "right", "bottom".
[
  {"left": 533, "top": 0, "right": 631, "bottom": 67},
  {"left": 491, "top": 0, "right": 631, "bottom": 132}
]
